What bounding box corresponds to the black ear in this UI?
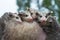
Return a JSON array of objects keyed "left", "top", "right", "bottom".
[
  {"left": 18, "top": 12, "right": 25, "bottom": 16},
  {"left": 47, "top": 11, "right": 53, "bottom": 15},
  {"left": 9, "top": 12, "right": 14, "bottom": 18},
  {"left": 48, "top": 13, "right": 51, "bottom": 15},
  {"left": 36, "top": 12, "right": 39, "bottom": 16},
  {"left": 9, "top": 14, "right": 13, "bottom": 17}
]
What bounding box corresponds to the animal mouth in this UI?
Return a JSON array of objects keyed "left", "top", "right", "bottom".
[
  {"left": 38, "top": 21, "right": 47, "bottom": 26},
  {"left": 41, "top": 22, "right": 46, "bottom": 25},
  {"left": 27, "top": 19, "right": 33, "bottom": 22},
  {"left": 16, "top": 21, "right": 22, "bottom": 24}
]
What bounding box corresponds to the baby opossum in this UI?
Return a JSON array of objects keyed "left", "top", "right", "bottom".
[
  {"left": 1, "top": 12, "right": 22, "bottom": 23},
  {"left": 37, "top": 11, "right": 52, "bottom": 26},
  {"left": 1, "top": 12, "right": 22, "bottom": 40},
  {"left": 26, "top": 8, "right": 39, "bottom": 20},
  {"left": 18, "top": 10, "right": 33, "bottom": 22},
  {"left": 46, "top": 16, "right": 60, "bottom": 40},
  {"left": 0, "top": 12, "right": 22, "bottom": 33}
]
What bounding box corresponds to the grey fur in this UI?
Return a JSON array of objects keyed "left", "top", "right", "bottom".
[{"left": 0, "top": 12, "right": 22, "bottom": 40}]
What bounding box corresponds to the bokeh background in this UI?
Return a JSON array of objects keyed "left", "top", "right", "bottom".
[{"left": 0, "top": 0, "right": 60, "bottom": 23}]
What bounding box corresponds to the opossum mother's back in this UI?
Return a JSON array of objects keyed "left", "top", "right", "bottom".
[{"left": 3, "top": 21, "right": 45, "bottom": 40}]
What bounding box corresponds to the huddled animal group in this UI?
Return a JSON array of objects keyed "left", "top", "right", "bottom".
[{"left": 0, "top": 8, "right": 60, "bottom": 40}]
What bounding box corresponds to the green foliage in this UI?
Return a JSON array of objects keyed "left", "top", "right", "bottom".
[
  {"left": 24, "top": 0, "right": 30, "bottom": 10},
  {"left": 16, "top": 0, "right": 22, "bottom": 7},
  {"left": 16, "top": 0, "right": 30, "bottom": 11},
  {"left": 55, "top": 0, "right": 60, "bottom": 9},
  {"left": 43, "top": 0, "right": 51, "bottom": 8},
  {"left": 58, "top": 11, "right": 60, "bottom": 23},
  {"left": 55, "top": 0, "right": 60, "bottom": 22}
]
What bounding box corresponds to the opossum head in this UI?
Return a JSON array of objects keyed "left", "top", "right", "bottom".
[
  {"left": 27, "top": 8, "right": 38, "bottom": 20},
  {"left": 2, "top": 12, "right": 22, "bottom": 23},
  {"left": 18, "top": 11, "right": 33, "bottom": 22},
  {"left": 37, "top": 11, "right": 53, "bottom": 25},
  {"left": 8, "top": 12, "right": 22, "bottom": 23},
  {"left": 47, "top": 16, "right": 56, "bottom": 23}
]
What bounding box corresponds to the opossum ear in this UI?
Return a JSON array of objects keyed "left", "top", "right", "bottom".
[
  {"left": 18, "top": 12, "right": 25, "bottom": 17},
  {"left": 2, "top": 12, "right": 9, "bottom": 18},
  {"left": 9, "top": 12, "right": 14, "bottom": 18},
  {"left": 14, "top": 13, "right": 17, "bottom": 14},
  {"left": 47, "top": 11, "right": 53, "bottom": 16},
  {"left": 48, "top": 11, "right": 53, "bottom": 15},
  {"left": 26, "top": 7, "right": 30, "bottom": 11},
  {"left": 3, "top": 12, "right": 9, "bottom": 16},
  {"left": 36, "top": 12, "right": 39, "bottom": 16}
]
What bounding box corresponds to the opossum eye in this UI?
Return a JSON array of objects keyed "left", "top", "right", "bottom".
[
  {"left": 48, "top": 13, "right": 51, "bottom": 15},
  {"left": 45, "top": 16, "right": 47, "bottom": 18},
  {"left": 40, "top": 16, "right": 42, "bottom": 17},
  {"left": 36, "top": 13, "right": 39, "bottom": 16},
  {"left": 25, "top": 15, "right": 28, "bottom": 17},
  {"left": 31, "top": 13, "right": 33, "bottom": 15},
  {"left": 9, "top": 14, "right": 13, "bottom": 18},
  {"left": 16, "top": 17, "right": 19, "bottom": 19},
  {"left": 47, "top": 13, "right": 51, "bottom": 16},
  {"left": 46, "top": 13, "right": 51, "bottom": 18},
  {"left": 9, "top": 15, "right": 12, "bottom": 17}
]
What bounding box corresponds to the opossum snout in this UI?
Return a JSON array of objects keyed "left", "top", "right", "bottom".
[
  {"left": 18, "top": 21, "right": 22, "bottom": 23},
  {"left": 27, "top": 18, "right": 33, "bottom": 22},
  {"left": 32, "top": 16, "right": 37, "bottom": 19},
  {"left": 40, "top": 17, "right": 47, "bottom": 22},
  {"left": 16, "top": 20, "right": 22, "bottom": 23}
]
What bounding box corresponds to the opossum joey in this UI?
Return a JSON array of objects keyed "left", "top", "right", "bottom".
[
  {"left": 37, "top": 11, "right": 52, "bottom": 25},
  {"left": 18, "top": 11, "right": 33, "bottom": 22},
  {"left": 1, "top": 12, "right": 22, "bottom": 40},
  {"left": 47, "top": 16, "right": 60, "bottom": 28},
  {"left": 1, "top": 12, "right": 22, "bottom": 23},
  {"left": 27, "top": 8, "right": 39, "bottom": 20},
  {"left": 9, "top": 12, "right": 22, "bottom": 23}
]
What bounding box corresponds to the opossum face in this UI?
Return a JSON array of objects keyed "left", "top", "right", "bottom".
[
  {"left": 8, "top": 12, "right": 22, "bottom": 23},
  {"left": 18, "top": 11, "right": 33, "bottom": 22},
  {"left": 1, "top": 12, "right": 22, "bottom": 23},
  {"left": 27, "top": 8, "right": 38, "bottom": 20},
  {"left": 47, "top": 16, "right": 56, "bottom": 23},
  {"left": 37, "top": 12, "right": 51, "bottom": 25}
]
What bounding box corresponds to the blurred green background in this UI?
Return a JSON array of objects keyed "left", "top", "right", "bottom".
[{"left": 16, "top": 0, "right": 60, "bottom": 23}]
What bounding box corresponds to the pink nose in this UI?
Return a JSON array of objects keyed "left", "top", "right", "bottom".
[
  {"left": 40, "top": 17, "right": 47, "bottom": 22},
  {"left": 28, "top": 18, "right": 33, "bottom": 22}
]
